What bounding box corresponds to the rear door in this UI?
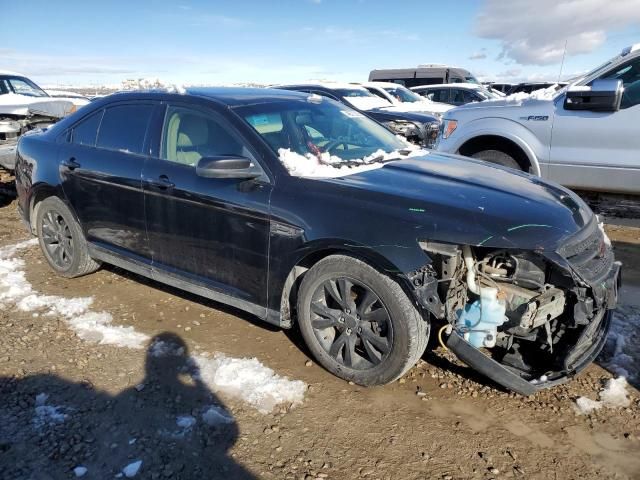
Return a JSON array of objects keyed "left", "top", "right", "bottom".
[
  {"left": 142, "top": 101, "right": 273, "bottom": 309},
  {"left": 549, "top": 55, "right": 640, "bottom": 193},
  {"left": 59, "top": 102, "right": 156, "bottom": 258}
]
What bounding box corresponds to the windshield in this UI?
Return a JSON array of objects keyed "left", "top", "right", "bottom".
[
  {"left": 335, "top": 88, "right": 392, "bottom": 110},
  {"left": 465, "top": 75, "right": 479, "bottom": 84},
  {"left": 382, "top": 86, "right": 424, "bottom": 103},
  {"left": 235, "top": 97, "right": 416, "bottom": 177},
  {"left": 0, "top": 75, "right": 49, "bottom": 97}
]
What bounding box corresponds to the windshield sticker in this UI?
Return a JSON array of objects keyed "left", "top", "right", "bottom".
[
  {"left": 248, "top": 114, "right": 270, "bottom": 126},
  {"left": 340, "top": 110, "right": 365, "bottom": 118}
]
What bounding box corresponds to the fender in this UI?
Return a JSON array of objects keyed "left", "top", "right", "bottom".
[{"left": 444, "top": 117, "right": 551, "bottom": 177}]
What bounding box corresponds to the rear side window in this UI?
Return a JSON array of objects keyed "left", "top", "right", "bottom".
[
  {"left": 71, "top": 110, "right": 103, "bottom": 146},
  {"left": 96, "top": 104, "right": 154, "bottom": 155},
  {"left": 430, "top": 89, "right": 449, "bottom": 103}
]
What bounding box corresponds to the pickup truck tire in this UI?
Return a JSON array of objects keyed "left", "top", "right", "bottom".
[
  {"left": 296, "top": 255, "right": 429, "bottom": 386},
  {"left": 470, "top": 149, "right": 521, "bottom": 171}
]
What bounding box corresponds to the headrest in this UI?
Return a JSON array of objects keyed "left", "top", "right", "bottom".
[{"left": 177, "top": 114, "right": 208, "bottom": 147}]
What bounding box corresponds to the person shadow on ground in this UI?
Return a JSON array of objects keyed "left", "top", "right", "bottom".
[{"left": 0, "top": 332, "right": 256, "bottom": 480}]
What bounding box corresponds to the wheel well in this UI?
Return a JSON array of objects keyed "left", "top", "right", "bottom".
[
  {"left": 279, "top": 248, "right": 345, "bottom": 327},
  {"left": 458, "top": 135, "right": 531, "bottom": 172},
  {"left": 278, "top": 248, "right": 415, "bottom": 328},
  {"left": 29, "top": 188, "right": 58, "bottom": 235}
]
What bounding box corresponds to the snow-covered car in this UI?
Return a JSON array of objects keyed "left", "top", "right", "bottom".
[
  {"left": 1, "top": 72, "right": 86, "bottom": 171},
  {"left": 411, "top": 83, "right": 501, "bottom": 106},
  {"left": 436, "top": 44, "right": 640, "bottom": 195},
  {"left": 276, "top": 83, "right": 441, "bottom": 148},
  {"left": 357, "top": 81, "right": 453, "bottom": 117},
  {"left": 45, "top": 89, "right": 91, "bottom": 105}
]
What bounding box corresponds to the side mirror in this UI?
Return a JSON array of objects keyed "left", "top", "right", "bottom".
[
  {"left": 564, "top": 79, "right": 623, "bottom": 112},
  {"left": 195, "top": 155, "right": 261, "bottom": 179}
]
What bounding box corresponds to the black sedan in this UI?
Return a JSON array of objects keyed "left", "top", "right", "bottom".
[{"left": 14, "top": 87, "right": 620, "bottom": 394}]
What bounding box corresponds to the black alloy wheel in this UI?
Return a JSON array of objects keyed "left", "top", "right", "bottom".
[{"left": 310, "top": 276, "right": 393, "bottom": 370}]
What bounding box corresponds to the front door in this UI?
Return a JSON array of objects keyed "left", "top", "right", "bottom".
[
  {"left": 548, "top": 55, "right": 640, "bottom": 194},
  {"left": 59, "top": 102, "right": 156, "bottom": 258},
  {"left": 142, "top": 102, "right": 273, "bottom": 308}
]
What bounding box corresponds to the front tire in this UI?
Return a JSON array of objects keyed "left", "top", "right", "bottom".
[
  {"left": 35, "top": 196, "right": 100, "bottom": 278},
  {"left": 297, "top": 255, "right": 429, "bottom": 386},
  {"left": 470, "top": 149, "right": 522, "bottom": 170}
]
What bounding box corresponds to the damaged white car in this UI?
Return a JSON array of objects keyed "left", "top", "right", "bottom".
[{"left": 0, "top": 72, "right": 87, "bottom": 171}]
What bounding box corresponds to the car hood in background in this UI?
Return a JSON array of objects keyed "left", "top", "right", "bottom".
[
  {"left": 327, "top": 153, "right": 592, "bottom": 251},
  {"left": 384, "top": 101, "right": 452, "bottom": 114},
  {"left": 0, "top": 93, "right": 75, "bottom": 118}
]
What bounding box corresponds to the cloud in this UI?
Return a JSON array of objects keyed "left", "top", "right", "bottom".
[
  {"left": 474, "top": 0, "right": 640, "bottom": 65},
  {"left": 469, "top": 50, "right": 487, "bottom": 60}
]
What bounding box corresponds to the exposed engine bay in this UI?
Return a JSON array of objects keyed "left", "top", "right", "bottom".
[
  {"left": 414, "top": 220, "right": 620, "bottom": 395},
  {"left": 0, "top": 113, "right": 60, "bottom": 171}
]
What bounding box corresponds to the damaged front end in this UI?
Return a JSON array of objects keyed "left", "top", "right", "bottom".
[
  {"left": 413, "top": 217, "right": 620, "bottom": 395},
  {"left": 1, "top": 101, "right": 75, "bottom": 171}
]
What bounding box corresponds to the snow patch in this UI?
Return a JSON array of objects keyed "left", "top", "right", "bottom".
[
  {"left": 481, "top": 85, "right": 561, "bottom": 106},
  {"left": 176, "top": 415, "right": 197, "bottom": 429},
  {"left": 0, "top": 239, "right": 148, "bottom": 349},
  {"left": 191, "top": 354, "right": 307, "bottom": 414},
  {"left": 278, "top": 147, "right": 427, "bottom": 178},
  {"left": 600, "top": 304, "right": 640, "bottom": 384},
  {"left": 202, "top": 405, "right": 234, "bottom": 426},
  {"left": 33, "top": 393, "right": 68, "bottom": 430},
  {"left": 149, "top": 339, "right": 185, "bottom": 357},
  {"left": 122, "top": 460, "right": 142, "bottom": 478},
  {"left": 73, "top": 466, "right": 88, "bottom": 477},
  {"left": 575, "top": 376, "right": 631, "bottom": 414}
]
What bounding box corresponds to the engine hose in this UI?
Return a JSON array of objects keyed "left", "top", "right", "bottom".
[{"left": 438, "top": 325, "right": 450, "bottom": 351}]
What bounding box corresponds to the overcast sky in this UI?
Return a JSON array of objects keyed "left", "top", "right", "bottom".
[{"left": 1, "top": 0, "right": 639, "bottom": 87}]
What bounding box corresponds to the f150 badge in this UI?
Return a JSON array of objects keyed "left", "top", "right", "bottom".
[{"left": 520, "top": 115, "right": 549, "bottom": 121}]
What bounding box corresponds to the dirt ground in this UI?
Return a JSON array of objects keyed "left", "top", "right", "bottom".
[{"left": 1, "top": 172, "right": 639, "bottom": 480}]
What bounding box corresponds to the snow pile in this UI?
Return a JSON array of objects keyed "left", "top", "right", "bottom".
[
  {"left": 278, "top": 146, "right": 427, "bottom": 178},
  {"left": 502, "top": 85, "right": 560, "bottom": 104},
  {"left": 33, "top": 393, "right": 68, "bottom": 430},
  {"left": 574, "top": 377, "right": 632, "bottom": 414},
  {"left": 600, "top": 305, "right": 640, "bottom": 384},
  {"left": 191, "top": 354, "right": 307, "bottom": 414},
  {"left": 0, "top": 239, "right": 148, "bottom": 349}
]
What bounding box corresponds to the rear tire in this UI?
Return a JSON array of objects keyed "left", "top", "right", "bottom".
[
  {"left": 470, "top": 149, "right": 522, "bottom": 170},
  {"left": 296, "top": 255, "right": 429, "bottom": 386},
  {"left": 35, "top": 197, "right": 100, "bottom": 278}
]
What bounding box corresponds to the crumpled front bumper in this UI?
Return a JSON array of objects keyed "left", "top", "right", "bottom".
[{"left": 446, "top": 261, "right": 621, "bottom": 396}]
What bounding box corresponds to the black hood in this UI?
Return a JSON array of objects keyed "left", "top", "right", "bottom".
[{"left": 328, "top": 152, "right": 592, "bottom": 252}]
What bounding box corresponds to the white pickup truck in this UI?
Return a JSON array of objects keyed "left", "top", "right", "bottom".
[{"left": 436, "top": 44, "right": 640, "bottom": 195}]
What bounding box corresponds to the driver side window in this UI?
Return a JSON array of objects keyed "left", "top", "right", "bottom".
[
  {"left": 599, "top": 57, "right": 640, "bottom": 109},
  {"left": 161, "top": 106, "right": 252, "bottom": 166}
]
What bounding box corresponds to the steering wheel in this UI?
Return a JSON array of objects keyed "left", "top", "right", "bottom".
[{"left": 322, "top": 140, "right": 349, "bottom": 155}]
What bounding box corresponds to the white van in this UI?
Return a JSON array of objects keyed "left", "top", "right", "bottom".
[{"left": 368, "top": 64, "right": 479, "bottom": 88}]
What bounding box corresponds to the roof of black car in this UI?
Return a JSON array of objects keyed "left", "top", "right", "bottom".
[
  {"left": 95, "top": 87, "right": 311, "bottom": 107},
  {"left": 185, "top": 87, "right": 310, "bottom": 106}
]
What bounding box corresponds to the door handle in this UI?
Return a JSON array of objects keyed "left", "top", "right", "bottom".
[
  {"left": 61, "top": 157, "right": 81, "bottom": 170},
  {"left": 147, "top": 175, "right": 175, "bottom": 190}
]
